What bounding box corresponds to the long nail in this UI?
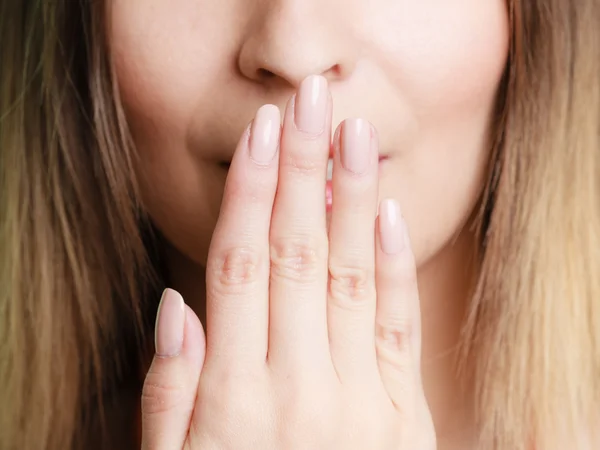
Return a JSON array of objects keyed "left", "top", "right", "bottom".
[
  {"left": 294, "top": 75, "right": 328, "bottom": 135},
  {"left": 155, "top": 288, "right": 186, "bottom": 357},
  {"left": 250, "top": 104, "right": 281, "bottom": 164}
]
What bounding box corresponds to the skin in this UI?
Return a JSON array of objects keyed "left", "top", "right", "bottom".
[{"left": 108, "top": 0, "right": 509, "bottom": 448}]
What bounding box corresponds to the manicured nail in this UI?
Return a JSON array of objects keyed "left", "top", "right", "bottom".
[
  {"left": 294, "top": 75, "right": 328, "bottom": 135},
  {"left": 341, "top": 118, "right": 371, "bottom": 174},
  {"left": 379, "top": 199, "right": 406, "bottom": 255},
  {"left": 250, "top": 104, "right": 281, "bottom": 164},
  {"left": 155, "top": 288, "right": 185, "bottom": 357}
]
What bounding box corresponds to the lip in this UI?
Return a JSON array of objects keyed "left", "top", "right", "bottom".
[
  {"left": 219, "top": 157, "right": 389, "bottom": 213},
  {"left": 220, "top": 155, "right": 389, "bottom": 168}
]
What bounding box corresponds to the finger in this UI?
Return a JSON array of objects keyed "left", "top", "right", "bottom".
[
  {"left": 141, "top": 289, "right": 206, "bottom": 450},
  {"left": 374, "top": 200, "right": 423, "bottom": 410},
  {"left": 205, "top": 105, "right": 280, "bottom": 366},
  {"left": 267, "top": 75, "right": 331, "bottom": 367},
  {"left": 327, "top": 119, "right": 380, "bottom": 382}
]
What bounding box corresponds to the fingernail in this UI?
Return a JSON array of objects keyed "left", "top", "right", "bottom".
[
  {"left": 155, "top": 288, "right": 185, "bottom": 357},
  {"left": 379, "top": 199, "right": 406, "bottom": 255},
  {"left": 250, "top": 104, "right": 281, "bottom": 164},
  {"left": 294, "top": 75, "right": 328, "bottom": 135},
  {"left": 341, "top": 118, "right": 371, "bottom": 174}
]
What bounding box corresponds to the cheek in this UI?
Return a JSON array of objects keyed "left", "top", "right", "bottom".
[
  {"left": 380, "top": 0, "right": 509, "bottom": 113},
  {"left": 377, "top": 0, "right": 509, "bottom": 263},
  {"left": 109, "top": 0, "right": 227, "bottom": 135},
  {"left": 108, "top": 1, "right": 232, "bottom": 264}
]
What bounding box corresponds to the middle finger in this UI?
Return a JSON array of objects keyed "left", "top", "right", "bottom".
[{"left": 267, "top": 75, "right": 332, "bottom": 368}]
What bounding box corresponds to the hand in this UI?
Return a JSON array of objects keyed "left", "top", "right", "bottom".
[{"left": 140, "top": 75, "right": 436, "bottom": 450}]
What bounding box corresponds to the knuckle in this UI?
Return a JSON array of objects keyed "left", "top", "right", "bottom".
[
  {"left": 208, "top": 245, "right": 264, "bottom": 294},
  {"left": 141, "top": 372, "right": 190, "bottom": 417},
  {"left": 270, "top": 235, "right": 325, "bottom": 283},
  {"left": 378, "top": 347, "right": 413, "bottom": 380},
  {"left": 328, "top": 262, "right": 374, "bottom": 304},
  {"left": 376, "top": 317, "right": 414, "bottom": 352},
  {"left": 280, "top": 152, "right": 321, "bottom": 176}
]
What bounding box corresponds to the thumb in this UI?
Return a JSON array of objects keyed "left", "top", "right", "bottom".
[{"left": 141, "top": 288, "right": 206, "bottom": 450}]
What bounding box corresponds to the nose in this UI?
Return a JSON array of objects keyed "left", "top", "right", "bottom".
[{"left": 237, "top": 1, "right": 357, "bottom": 88}]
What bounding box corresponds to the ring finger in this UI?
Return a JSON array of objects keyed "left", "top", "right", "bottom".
[{"left": 327, "top": 119, "right": 380, "bottom": 382}]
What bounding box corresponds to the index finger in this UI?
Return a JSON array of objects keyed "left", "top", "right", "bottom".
[{"left": 205, "top": 105, "right": 281, "bottom": 367}]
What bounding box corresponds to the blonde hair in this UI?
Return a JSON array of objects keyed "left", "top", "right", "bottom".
[
  {"left": 0, "top": 1, "right": 598, "bottom": 449},
  {"left": 465, "top": 1, "right": 600, "bottom": 448}
]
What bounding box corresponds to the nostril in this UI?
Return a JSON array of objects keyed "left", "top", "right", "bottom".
[
  {"left": 328, "top": 64, "right": 342, "bottom": 77},
  {"left": 257, "top": 68, "right": 276, "bottom": 79}
]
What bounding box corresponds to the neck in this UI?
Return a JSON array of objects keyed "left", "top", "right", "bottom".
[
  {"left": 417, "top": 229, "right": 478, "bottom": 447},
  {"left": 164, "top": 229, "right": 479, "bottom": 449}
]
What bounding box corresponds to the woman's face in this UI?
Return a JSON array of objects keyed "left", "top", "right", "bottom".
[{"left": 109, "top": 0, "right": 509, "bottom": 268}]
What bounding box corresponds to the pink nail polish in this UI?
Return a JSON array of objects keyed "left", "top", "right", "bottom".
[
  {"left": 250, "top": 104, "right": 281, "bottom": 164},
  {"left": 155, "top": 288, "right": 185, "bottom": 357},
  {"left": 379, "top": 199, "right": 406, "bottom": 255},
  {"left": 341, "top": 118, "right": 371, "bottom": 174},
  {"left": 294, "top": 75, "right": 328, "bottom": 135}
]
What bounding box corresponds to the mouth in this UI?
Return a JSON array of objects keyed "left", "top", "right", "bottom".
[
  {"left": 220, "top": 155, "right": 389, "bottom": 172},
  {"left": 220, "top": 156, "right": 389, "bottom": 214}
]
